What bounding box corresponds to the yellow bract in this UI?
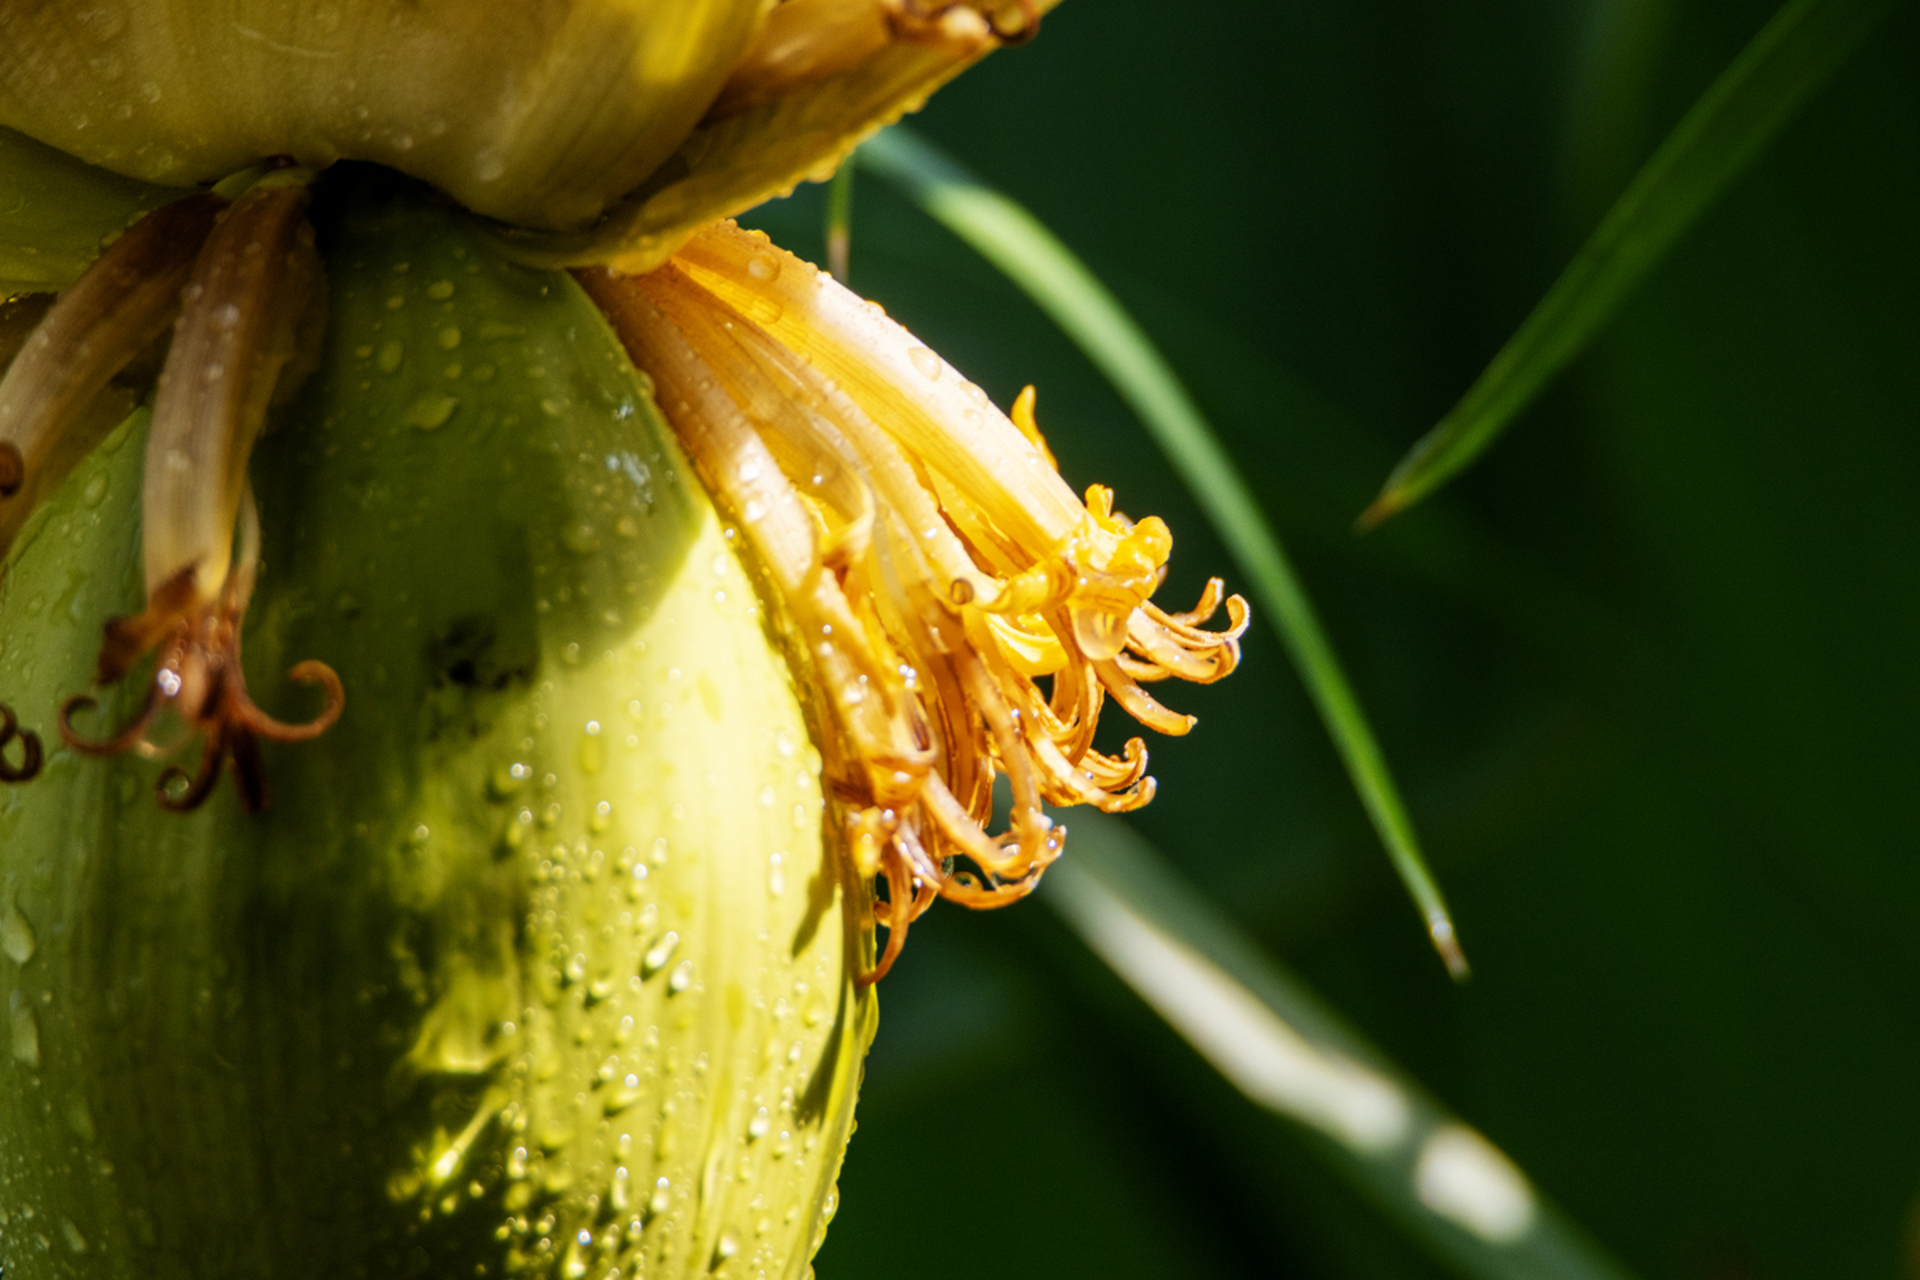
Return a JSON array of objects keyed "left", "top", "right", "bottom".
[
  {"left": 0, "top": 0, "right": 1052, "bottom": 266},
  {"left": 0, "top": 0, "right": 768, "bottom": 229}
]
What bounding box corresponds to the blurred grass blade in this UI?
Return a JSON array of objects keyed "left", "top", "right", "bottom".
[
  {"left": 1048, "top": 813, "right": 1640, "bottom": 1280},
  {"left": 825, "top": 158, "right": 855, "bottom": 283},
  {"left": 859, "top": 126, "right": 1470, "bottom": 977},
  {"left": 1360, "top": 0, "right": 1904, "bottom": 527}
]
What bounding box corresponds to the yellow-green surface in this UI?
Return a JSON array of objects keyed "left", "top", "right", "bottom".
[
  {"left": 0, "top": 183, "right": 873, "bottom": 1279},
  {"left": 0, "top": 0, "right": 767, "bottom": 230}
]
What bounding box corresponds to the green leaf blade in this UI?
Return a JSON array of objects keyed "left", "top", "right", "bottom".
[
  {"left": 859, "top": 126, "right": 1469, "bottom": 977},
  {"left": 1048, "top": 813, "right": 1642, "bottom": 1280},
  {"left": 1362, "top": 0, "right": 1906, "bottom": 526}
]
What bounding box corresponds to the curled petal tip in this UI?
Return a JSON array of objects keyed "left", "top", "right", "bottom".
[{"left": 0, "top": 703, "right": 43, "bottom": 783}]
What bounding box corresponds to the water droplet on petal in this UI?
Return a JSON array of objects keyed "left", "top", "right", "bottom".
[{"left": 908, "top": 346, "right": 942, "bottom": 380}]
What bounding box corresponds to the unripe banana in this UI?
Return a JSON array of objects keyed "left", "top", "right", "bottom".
[
  {"left": 0, "top": 182, "right": 872, "bottom": 1280},
  {"left": 0, "top": 0, "right": 771, "bottom": 229}
]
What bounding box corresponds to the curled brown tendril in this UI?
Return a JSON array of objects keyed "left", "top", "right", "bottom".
[
  {"left": 0, "top": 702, "right": 42, "bottom": 783},
  {"left": 60, "top": 566, "right": 343, "bottom": 813},
  {"left": 14, "top": 179, "right": 341, "bottom": 815},
  {"left": 59, "top": 478, "right": 342, "bottom": 814}
]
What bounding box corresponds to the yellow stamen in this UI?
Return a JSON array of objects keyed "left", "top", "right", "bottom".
[{"left": 580, "top": 221, "right": 1246, "bottom": 981}]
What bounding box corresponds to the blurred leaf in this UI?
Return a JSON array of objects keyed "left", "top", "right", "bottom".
[
  {"left": 1360, "top": 0, "right": 1905, "bottom": 526},
  {"left": 858, "top": 125, "right": 1470, "bottom": 978},
  {"left": 0, "top": 126, "right": 179, "bottom": 296},
  {"left": 825, "top": 160, "right": 855, "bottom": 283},
  {"left": 1047, "top": 813, "right": 1640, "bottom": 1280}
]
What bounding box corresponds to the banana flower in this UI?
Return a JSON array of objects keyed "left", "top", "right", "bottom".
[{"left": 0, "top": 3, "right": 1245, "bottom": 1277}]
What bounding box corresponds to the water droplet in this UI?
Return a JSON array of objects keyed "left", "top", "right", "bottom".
[
  {"left": 403, "top": 392, "right": 458, "bottom": 432},
  {"left": 747, "top": 1107, "right": 770, "bottom": 1141},
  {"left": 426, "top": 279, "right": 456, "bottom": 300},
  {"left": 60, "top": 1218, "right": 88, "bottom": 1254},
  {"left": 9, "top": 989, "right": 41, "bottom": 1067},
  {"left": 376, "top": 340, "right": 405, "bottom": 373},
  {"left": 768, "top": 854, "right": 786, "bottom": 898},
  {"left": 65, "top": 1095, "right": 95, "bottom": 1142},
  {"left": 667, "top": 960, "right": 692, "bottom": 994},
  {"left": 562, "top": 1230, "right": 591, "bottom": 1277},
  {"left": 908, "top": 346, "right": 942, "bottom": 380},
  {"left": 746, "top": 254, "right": 779, "bottom": 282},
  {"left": 642, "top": 933, "right": 679, "bottom": 976},
  {"left": 81, "top": 471, "right": 109, "bottom": 507},
  {"left": 437, "top": 325, "right": 462, "bottom": 350},
  {"left": 2, "top": 900, "right": 36, "bottom": 964},
  {"left": 488, "top": 762, "right": 528, "bottom": 799}
]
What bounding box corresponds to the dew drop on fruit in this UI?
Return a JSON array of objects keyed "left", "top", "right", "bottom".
[
  {"left": 1, "top": 899, "right": 36, "bottom": 965},
  {"left": 642, "top": 933, "right": 678, "bottom": 976},
  {"left": 9, "top": 989, "right": 42, "bottom": 1067}
]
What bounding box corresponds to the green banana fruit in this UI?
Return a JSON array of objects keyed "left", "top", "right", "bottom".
[{"left": 0, "top": 179, "right": 874, "bottom": 1280}]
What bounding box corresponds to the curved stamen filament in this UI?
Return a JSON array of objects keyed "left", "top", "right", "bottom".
[
  {"left": 582, "top": 224, "right": 1247, "bottom": 981},
  {"left": 45, "top": 177, "right": 345, "bottom": 813},
  {"left": 0, "top": 703, "right": 42, "bottom": 783},
  {"left": 65, "top": 485, "right": 343, "bottom": 813},
  {"left": 0, "top": 194, "right": 226, "bottom": 561}
]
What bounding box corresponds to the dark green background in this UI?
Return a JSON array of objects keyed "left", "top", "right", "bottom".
[{"left": 744, "top": 1, "right": 1920, "bottom": 1277}]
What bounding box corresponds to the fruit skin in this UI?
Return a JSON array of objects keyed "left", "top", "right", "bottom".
[
  {"left": 0, "top": 180, "right": 874, "bottom": 1279},
  {"left": 0, "top": 0, "right": 770, "bottom": 230}
]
